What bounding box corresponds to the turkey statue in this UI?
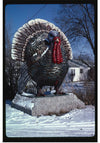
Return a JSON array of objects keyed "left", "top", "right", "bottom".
[{"left": 11, "top": 19, "right": 73, "bottom": 96}]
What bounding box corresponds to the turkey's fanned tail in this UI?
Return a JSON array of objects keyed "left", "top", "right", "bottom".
[{"left": 11, "top": 19, "right": 72, "bottom": 62}]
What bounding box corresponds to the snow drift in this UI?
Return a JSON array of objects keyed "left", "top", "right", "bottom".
[{"left": 6, "top": 103, "right": 95, "bottom": 137}]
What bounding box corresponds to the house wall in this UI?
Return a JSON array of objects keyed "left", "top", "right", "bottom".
[
  {"left": 68, "top": 67, "right": 80, "bottom": 82},
  {"left": 66, "top": 67, "right": 90, "bottom": 82},
  {"left": 79, "top": 67, "right": 90, "bottom": 81}
]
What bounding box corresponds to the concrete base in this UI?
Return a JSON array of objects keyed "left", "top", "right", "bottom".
[{"left": 11, "top": 93, "right": 85, "bottom": 116}]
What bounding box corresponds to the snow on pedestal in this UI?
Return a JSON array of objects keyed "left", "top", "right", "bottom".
[{"left": 11, "top": 93, "right": 85, "bottom": 116}]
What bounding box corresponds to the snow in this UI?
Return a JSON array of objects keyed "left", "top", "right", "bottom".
[
  {"left": 13, "top": 93, "right": 35, "bottom": 109},
  {"left": 6, "top": 103, "right": 95, "bottom": 137},
  {"left": 61, "top": 81, "right": 95, "bottom": 96}
]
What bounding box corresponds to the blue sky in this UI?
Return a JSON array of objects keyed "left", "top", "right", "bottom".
[
  {"left": 5, "top": 4, "right": 94, "bottom": 60},
  {"left": 5, "top": 4, "right": 60, "bottom": 34}
]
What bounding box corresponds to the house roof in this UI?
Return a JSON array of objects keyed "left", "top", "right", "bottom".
[{"left": 68, "top": 60, "right": 89, "bottom": 68}]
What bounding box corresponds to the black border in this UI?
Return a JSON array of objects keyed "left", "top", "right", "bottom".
[{"left": 3, "top": 0, "right": 97, "bottom": 142}]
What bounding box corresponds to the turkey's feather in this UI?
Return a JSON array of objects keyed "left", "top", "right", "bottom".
[
  {"left": 11, "top": 19, "right": 72, "bottom": 61},
  {"left": 17, "top": 63, "right": 31, "bottom": 94}
]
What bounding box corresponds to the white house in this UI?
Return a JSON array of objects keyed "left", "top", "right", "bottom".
[{"left": 66, "top": 60, "right": 90, "bottom": 82}]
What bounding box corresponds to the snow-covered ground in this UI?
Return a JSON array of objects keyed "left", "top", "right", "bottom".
[
  {"left": 61, "top": 81, "right": 95, "bottom": 93},
  {"left": 6, "top": 103, "right": 95, "bottom": 137}
]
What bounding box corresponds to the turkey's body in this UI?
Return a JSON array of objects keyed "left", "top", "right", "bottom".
[
  {"left": 28, "top": 43, "right": 68, "bottom": 89},
  {"left": 11, "top": 19, "right": 72, "bottom": 95}
]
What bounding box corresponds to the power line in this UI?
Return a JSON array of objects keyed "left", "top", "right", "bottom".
[{"left": 26, "top": 4, "right": 47, "bottom": 22}]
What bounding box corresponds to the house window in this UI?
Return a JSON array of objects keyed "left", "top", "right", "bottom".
[
  {"left": 80, "top": 68, "right": 83, "bottom": 73},
  {"left": 71, "top": 69, "right": 75, "bottom": 75}
]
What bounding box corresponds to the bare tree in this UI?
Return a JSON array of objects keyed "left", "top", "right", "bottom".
[
  {"left": 5, "top": 25, "right": 20, "bottom": 100},
  {"left": 54, "top": 4, "right": 95, "bottom": 56}
]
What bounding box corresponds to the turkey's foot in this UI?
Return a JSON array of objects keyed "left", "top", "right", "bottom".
[
  {"left": 55, "top": 91, "right": 66, "bottom": 95},
  {"left": 55, "top": 88, "right": 66, "bottom": 95},
  {"left": 37, "top": 88, "right": 46, "bottom": 97},
  {"left": 36, "top": 93, "right": 46, "bottom": 97}
]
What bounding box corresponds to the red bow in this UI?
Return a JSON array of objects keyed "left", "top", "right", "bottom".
[{"left": 52, "top": 37, "right": 63, "bottom": 64}]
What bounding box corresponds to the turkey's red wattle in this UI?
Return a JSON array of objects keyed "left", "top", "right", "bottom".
[{"left": 52, "top": 37, "right": 63, "bottom": 64}]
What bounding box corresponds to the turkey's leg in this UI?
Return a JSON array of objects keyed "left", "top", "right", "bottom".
[
  {"left": 54, "top": 80, "right": 66, "bottom": 95},
  {"left": 37, "top": 87, "right": 45, "bottom": 97}
]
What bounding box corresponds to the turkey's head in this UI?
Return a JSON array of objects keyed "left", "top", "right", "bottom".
[{"left": 45, "top": 30, "right": 63, "bottom": 64}]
